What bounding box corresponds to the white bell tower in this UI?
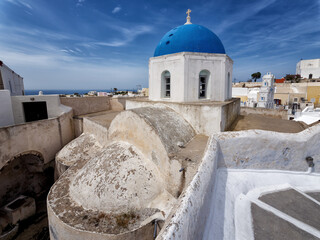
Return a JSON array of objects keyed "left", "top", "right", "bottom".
[{"left": 258, "top": 72, "right": 275, "bottom": 109}]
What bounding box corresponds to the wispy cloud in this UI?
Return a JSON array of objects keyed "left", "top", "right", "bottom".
[
  {"left": 1, "top": 0, "right": 319, "bottom": 87},
  {"left": 5, "top": 0, "right": 32, "bottom": 9},
  {"left": 214, "top": 0, "right": 277, "bottom": 34},
  {"left": 76, "top": 0, "right": 85, "bottom": 7},
  {"left": 81, "top": 25, "right": 153, "bottom": 47},
  {"left": 112, "top": 6, "right": 121, "bottom": 14}
]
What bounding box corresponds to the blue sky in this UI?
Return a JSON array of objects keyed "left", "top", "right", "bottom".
[{"left": 0, "top": 0, "right": 319, "bottom": 90}]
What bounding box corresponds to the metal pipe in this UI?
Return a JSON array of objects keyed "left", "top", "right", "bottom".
[{"left": 153, "top": 219, "right": 158, "bottom": 239}]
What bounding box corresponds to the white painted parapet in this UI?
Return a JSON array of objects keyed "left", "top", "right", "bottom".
[
  {"left": 157, "top": 136, "right": 219, "bottom": 239},
  {"left": 11, "top": 95, "right": 71, "bottom": 124},
  {"left": 216, "top": 124, "right": 320, "bottom": 172},
  {"left": 126, "top": 98, "right": 240, "bottom": 135},
  {"left": 157, "top": 124, "right": 320, "bottom": 239},
  {"left": 0, "top": 109, "right": 74, "bottom": 170}
]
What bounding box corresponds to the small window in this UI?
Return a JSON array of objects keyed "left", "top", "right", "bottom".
[
  {"left": 165, "top": 77, "right": 170, "bottom": 97},
  {"left": 261, "top": 97, "right": 264, "bottom": 101},
  {"left": 199, "top": 70, "right": 210, "bottom": 99},
  {"left": 162, "top": 71, "right": 171, "bottom": 98},
  {"left": 294, "top": 98, "right": 298, "bottom": 102},
  {"left": 309, "top": 74, "right": 313, "bottom": 79}
]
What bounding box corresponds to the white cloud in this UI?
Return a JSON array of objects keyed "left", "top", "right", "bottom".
[
  {"left": 112, "top": 6, "right": 121, "bottom": 14},
  {"left": 19, "top": 1, "right": 32, "bottom": 9},
  {"left": 76, "top": 0, "right": 85, "bottom": 7},
  {"left": 5, "top": 0, "right": 32, "bottom": 9},
  {"left": 215, "top": 0, "right": 277, "bottom": 34},
  {"left": 92, "top": 25, "right": 152, "bottom": 47}
]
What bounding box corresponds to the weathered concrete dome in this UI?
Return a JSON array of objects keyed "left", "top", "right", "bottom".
[
  {"left": 154, "top": 24, "right": 225, "bottom": 57},
  {"left": 69, "top": 142, "right": 164, "bottom": 213}
]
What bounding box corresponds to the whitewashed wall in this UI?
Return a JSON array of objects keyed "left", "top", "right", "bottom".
[
  {"left": 149, "top": 52, "right": 233, "bottom": 102},
  {"left": 0, "top": 90, "right": 14, "bottom": 127},
  {"left": 157, "top": 137, "right": 219, "bottom": 240},
  {"left": 0, "top": 110, "right": 74, "bottom": 169},
  {"left": 296, "top": 58, "right": 320, "bottom": 78},
  {"left": 126, "top": 99, "right": 240, "bottom": 135},
  {"left": 11, "top": 95, "right": 71, "bottom": 124},
  {"left": 296, "top": 59, "right": 320, "bottom": 79},
  {"left": 149, "top": 54, "right": 185, "bottom": 102},
  {"left": 0, "top": 63, "right": 24, "bottom": 96},
  {"left": 157, "top": 124, "right": 320, "bottom": 239},
  {"left": 216, "top": 126, "right": 320, "bottom": 171}
]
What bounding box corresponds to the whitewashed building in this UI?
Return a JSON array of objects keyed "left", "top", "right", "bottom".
[
  {"left": 0, "top": 61, "right": 24, "bottom": 96},
  {"left": 257, "top": 72, "right": 275, "bottom": 109},
  {"left": 149, "top": 14, "right": 232, "bottom": 102},
  {"left": 296, "top": 58, "right": 320, "bottom": 79}
]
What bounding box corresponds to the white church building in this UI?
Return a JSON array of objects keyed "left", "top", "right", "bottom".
[
  {"left": 149, "top": 13, "right": 233, "bottom": 102},
  {"left": 43, "top": 10, "right": 320, "bottom": 240}
]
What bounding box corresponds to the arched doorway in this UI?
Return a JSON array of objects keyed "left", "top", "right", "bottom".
[{"left": 0, "top": 152, "right": 54, "bottom": 207}]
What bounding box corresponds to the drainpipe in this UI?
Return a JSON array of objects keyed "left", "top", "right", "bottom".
[
  {"left": 153, "top": 219, "right": 160, "bottom": 239},
  {"left": 306, "top": 156, "right": 314, "bottom": 173}
]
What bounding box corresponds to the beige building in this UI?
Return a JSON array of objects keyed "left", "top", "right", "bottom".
[{"left": 233, "top": 82, "right": 320, "bottom": 107}]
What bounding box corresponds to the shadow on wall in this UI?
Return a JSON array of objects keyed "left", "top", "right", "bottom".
[{"left": 0, "top": 152, "right": 54, "bottom": 207}]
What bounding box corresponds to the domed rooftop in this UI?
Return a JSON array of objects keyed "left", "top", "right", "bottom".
[
  {"left": 69, "top": 142, "right": 165, "bottom": 213},
  {"left": 154, "top": 24, "right": 225, "bottom": 57}
]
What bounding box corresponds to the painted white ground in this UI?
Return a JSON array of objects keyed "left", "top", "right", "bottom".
[
  {"left": 203, "top": 168, "right": 320, "bottom": 240},
  {"left": 294, "top": 106, "right": 320, "bottom": 125}
]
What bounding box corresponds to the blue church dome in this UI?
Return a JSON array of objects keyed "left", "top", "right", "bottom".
[{"left": 154, "top": 24, "right": 225, "bottom": 57}]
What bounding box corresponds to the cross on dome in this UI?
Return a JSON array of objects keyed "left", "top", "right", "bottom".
[{"left": 185, "top": 9, "right": 192, "bottom": 25}]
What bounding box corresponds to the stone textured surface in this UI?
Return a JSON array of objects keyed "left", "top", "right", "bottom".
[
  {"left": 55, "top": 133, "right": 101, "bottom": 179},
  {"left": 229, "top": 114, "right": 306, "bottom": 133},
  {"left": 60, "top": 96, "right": 111, "bottom": 116},
  {"left": 70, "top": 142, "right": 166, "bottom": 213},
  {"left": 240, "top": 107, "right": 288, "bottom": 119},
  {"left": 130, "top": 107, "right": 195, "bottom": 154},
  {"left": 48, "top": 142, "right": 174, "bottom": 239},
  {"left": 48, "top": 106, "right": 208, "bottom": 240},
  {"left": 108, "top": 106, "right": 196, "bottom": 196}
]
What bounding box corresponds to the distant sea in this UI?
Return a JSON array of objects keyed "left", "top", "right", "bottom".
[{"left": 24, "top": 89, "right": 135, "bottom": 95}]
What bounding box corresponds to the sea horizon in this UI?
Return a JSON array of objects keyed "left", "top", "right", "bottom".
[{"left": 24, "top": 89, "right": 137, "bottom": 95}]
